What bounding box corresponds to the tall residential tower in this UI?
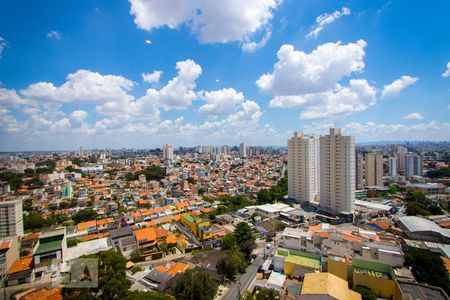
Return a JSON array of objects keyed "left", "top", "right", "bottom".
[
  {"left": 365, "top": 153, "right": 384, "bottom": 187},
  {"left": 288, "top": 132, "right": 319, "bottom": 204},
  {"left": 319, "top": 128, "right": 355, "bottom": 214}
]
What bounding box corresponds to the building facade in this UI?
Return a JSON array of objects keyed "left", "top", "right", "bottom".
[
  {"left": 162, "top": 144, "right": 174, "bottom": 161},
  {"left": 288, "top": 132, "right": 319, "bottom": 203},
  {"left": 319, "top": 128, "right": 355, "bottom": 214},
  {"left": 0, "top": 197, "right": 24, "bottom": 238},
  {"left": 388, "top": 157, "right": 397, "bottom": 176},
  {"left": 239, "top": 143, "right": 247, "bottom": 158},
  {"left": 356, "top": 153, "right": 364, "bottom": 190},
  {"left": 405, "top": 153, "right": 422, "bottom": 177},
  {"left": 365, "top": 153, "right": 384, "bottom": 187}
]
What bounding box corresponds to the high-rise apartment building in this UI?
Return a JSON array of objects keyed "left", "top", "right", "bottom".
[
  {"left": 239, "top": 143, "right": 247, "bottom": 158},
  {"left": 388, "top": 157, "right": 397, "bottom": 176},
  {"left": 0, "top": 197, "right": 24, "bottom": 238},
  {"left": 365, "top": 153, "right": 384, "bottom": 187},
  {"left": 319, "top": 128, "right": 355, "bottom": 214},
  {"left": 162, "top": 144, "right": 174, "bottom": 161},
  {"left": 288, "top": 132, "right": 319, "bottom": 204},
  {"left": 355, "top": 153, "right": 364, "bottom": 190},
  {"left": 62, "top": 181, "right": 73, "bottom": 199},
  {"left": 405, "top": 153, "right": 422, "bottom": 177}
]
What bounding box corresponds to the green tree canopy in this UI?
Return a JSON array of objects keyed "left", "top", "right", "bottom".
[
  {"left": 174, "top": 269, "right": 218, "bottom": 300},
  {"left": 72, "top": 209, "right": 98, "bottom": 224},
  {"left": 221, "top": 234, "right": 238, "bottom": 252},
  {"left": 255, "top": 288, "right": 276, "bottom": 300},
  {"left": 405, "top": 248, "right": 450, "bottom": 294}
]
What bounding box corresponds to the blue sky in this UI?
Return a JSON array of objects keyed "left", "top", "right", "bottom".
[{"left": 0, "top": 0, "right": 449, "bottom": 151}]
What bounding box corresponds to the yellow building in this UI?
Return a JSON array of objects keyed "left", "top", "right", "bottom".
[
  {"left": 351, "top": 259, "right": 402, "bottom": 299},
  {"left": 274, "top": 249, "right": 321, "bottom": 276},
  {"left": 301, "top": 272, "right": 361, "bottom": 300},
  {"left": 327, "top": 255, "right": 349, "bottom": 281},
  {"left": 180, "top": 214, "right": 213, "bottom": 241}
]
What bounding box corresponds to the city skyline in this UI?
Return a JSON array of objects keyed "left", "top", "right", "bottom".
[{"left": 1, "top": 0, "right": 450, "bottom": 151}]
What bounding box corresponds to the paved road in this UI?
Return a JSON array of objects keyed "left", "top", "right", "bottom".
[{"left": 222, "top": 254, "right": 264, "bottom": 300}]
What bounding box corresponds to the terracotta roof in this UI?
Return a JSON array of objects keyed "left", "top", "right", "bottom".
[
  {"left": 8, "top": 257, "right": 33, "bottom": 274},
  {"left": 166, "top": 234, "right": 177, "bottom": 244},
  {"left": 0, "top": 240, "right": 11, "bottom": 251},
  {"left": 23, "top": 287, "right": 62, "bottom": 300},
  {"left": 135, "top": 227, "right": 156, "bottom": 243},
  {"left": 155, "top": 228, "right": 169, "bottom": 239},
  {"left": 77, "top": 220, "right": 97, "bottom": 230}
]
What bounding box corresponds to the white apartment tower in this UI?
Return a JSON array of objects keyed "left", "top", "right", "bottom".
[
  {"left": 388, "top": 157, "right": 397, "bottom": 176},
  {"left": 365, "top": 153, "right": 384, "bottom": 187},
  {"left": 405, "top": 153, "right": 422, "bottom": 177},
  {"left": 0, "top": 197, "right": 24, "bottom": 238},
  {"left": 319, "top": 128, "right": 355, "bottom": 214},
  {"left": 239, "top": 143, "right": 247, "bottom": 158},
  {"left": 288, "top": 132, "right": 319, "bottom": 204},
  {"left": 355, "top": 153, "right": 364, "bottom": 190},
  {"left": 162, "top": 144, "right": 174, "bottom": 161}
]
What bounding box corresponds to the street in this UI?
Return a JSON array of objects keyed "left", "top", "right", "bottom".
[{"left": 222, "top": 253, "right": 264, "bottom": 300}]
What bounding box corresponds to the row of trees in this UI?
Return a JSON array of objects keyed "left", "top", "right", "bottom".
[
  {"left": 216, "top": 222, "right": 256, "bottom": 281},
  {"left": 125, "top": 166, "right": 166, "bottom": 181},
  {"left": 405, "top": 190, "right": 444, "bottom": 216},
  {"left": 256, "top": 176, "right": 288, "bottom": 205}
]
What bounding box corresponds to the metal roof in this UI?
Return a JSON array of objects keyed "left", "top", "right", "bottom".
[{"left": 398, "top": 216, "right": 450, "bottom": 239}]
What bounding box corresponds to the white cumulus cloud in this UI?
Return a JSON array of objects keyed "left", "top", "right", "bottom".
[
  {"left": 142, "top": 70, "right": 162, "bottom": 83},
  {"left": 21, "top": 69, "right": 135, "bottom": 104},
  {"left": 257, "top": 40, "right": 367, "bottom": 95},
  {"left": 306, "top": 7, "right": 350, "bottom": 39},
  {"left": 198, "top": 88, "right": 244, "bottom": 116},
  {"left": 404, "top": 112, "right": 423, "bottom": 120},
  {"left": 381, "top": 75, "right": 418, "bottom": 99},
  {"left": 0, "top": 37, "right": 6, "bottom": 58},
  {"left": 47, "top": 30, "right": 62, "bottom": 40},
  {"left": 442, "top": 61, "right": 450, "bottom": 77},
  {"left": 129, "top": 0, "right": 281, "bottom": 51}
]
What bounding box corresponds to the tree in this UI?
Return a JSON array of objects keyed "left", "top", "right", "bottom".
[
  {"left": 234, "top": 222, "right": 255, "bottom": 244},
  {"left": 222, "top": 234, "right": 238, "bottom": 251},
  {"left": 130, "top": 248, "right": 142, "bottom": 263},
  {"left": 121, "top": 291, "right": 171, "bottom": 300},
  {"left": 24, "top": 212, "right": 46, "bottom": 231},
  {"left": 406, "top": 190, "right": 427, "bottom": 203},
  {"left": 255, "top": 288, "right": 276, "bottom": 300},
  {"left": 353, "top": 286, "right": 377, "bottom": 300},
  {"left": 389, "top": 185, "right": 398, "bottom": 194},
  {"left": 234, "top": 222, "right": 256, "bottom": 258},
  {"left": 62, "top": 249, "right": 130, "bottom": 299},
  {"left": 257, "top": 189, "right": 272, "bottom": 204},
  {"left": 187, "top": 177, "right": 197, "bottom": 184},
  {"left": 405, "top": 248, "right": 450, "bottom": 294},
  {"left": 72, "top": 209, "right": 98, "bottom": 224},
  {"left": 174, "top": 269, "right": 218, "bottom": 300},
  {"left": 198, "top": 188, "right": 206, "bottom": 195},
  {"left": 217, "top": 254, "right": 239, "bottom": 281}
]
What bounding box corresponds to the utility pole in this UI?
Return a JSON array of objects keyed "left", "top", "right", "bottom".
[{"left": 237, "top": 278, "right": 241, "bottom": 300}]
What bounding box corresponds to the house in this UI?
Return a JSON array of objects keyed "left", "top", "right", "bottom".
[
  {"left": 6, "top": 257, "right": 34, "bottom": 286},
  {"left": 180, "top": 214, "right": 213, "bottom": 241},
  {"left": 134, "top": 227, "right": 162, "bottom": 259},
  {"left": 0, "top": 236, "right": 19, "bottom": 287},
  {"left": 109, "top": 226, "right": 137, "bottom": 258},
  {"left": 300, "top": 272, "right": 361, "bottom": 300},
  {"left": 33, "top": 227, "right": 66, "bottom": 277}
]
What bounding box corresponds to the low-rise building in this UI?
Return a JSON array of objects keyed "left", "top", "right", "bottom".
[
  {"left": 180, "top": 214, "right": 213, "bottom": 241},
  {"left": 0, "top": 236, "right": 19, "bottom": 287},
  {"left": 300, "top": 272, "right": 361, "bottom": 300},
  {"left": 33, "top": 227, "right": 66, "bottom": 276}
]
